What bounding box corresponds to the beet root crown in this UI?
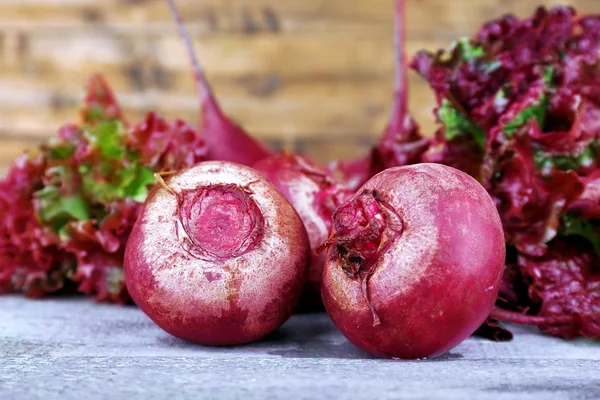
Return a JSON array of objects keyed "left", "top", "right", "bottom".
[
  {"left": 325, "top": 190, "right": 403, "bottom": 325},
  {"left": 158, "top": 177, "right": 265, "bottom": 261}
]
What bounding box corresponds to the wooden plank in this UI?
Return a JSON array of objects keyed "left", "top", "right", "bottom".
[
  {"left": 0, "top": 138, "right": 38, "bottom": 164},
  {"left": 0, "top": 0, "right": 597, "bottom": 38},
  {"left": 0, "top": 72, "right": 438, "bottom": 141},
  {"left": 20, "top": 34, "right": 435, "bottom": 77},
  {"left": 298, "top": 140, "right": 372, "bottom": 165},
  {"left": 0, "top": 76, "right": 436, "bottom": 167},
  {"left": 2, "top": 0, "right": 596, "bottom": 78},
  {"left": 0, "top": 0, "right": 598, "bottom": 174}
]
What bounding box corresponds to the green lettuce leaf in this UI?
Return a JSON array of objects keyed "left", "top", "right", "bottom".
[
  {"left": 535, "top": 142, "right": 597, "bottom": 173},
  {"left": 503, "top": 68, "right": 554, "bottom": 137},
  {"left": 561, "top": 214, "right": 600, "bottom": 257},
  {"left": 36, "top": 186, "right": 89, "bottom": 233},
  {"left": 84, "top": 120, "right": 126, "bottom": 160},
  {"left": 35, "top": 117, "right": 156, "bottom": 234},
  {"left": 456, "top": 37, "right": 485, "bottom": 62},
  {"left": 46, "top": 143, "right": 76, "bottom": 161},
  {"left": 123, "top": 165, "right": 155, "bottom": 202},
  {"left": 81, "top": 163, "right": 155, "bottom": 205},
  {"left": 86, "top": 105, "right": 106, "bottom": 123},
  {"left": 438, "top": 99, "right": 486, "bottom": 149},
  {"left": 503, "top": 98, "right": 548, "bottom": 137}
]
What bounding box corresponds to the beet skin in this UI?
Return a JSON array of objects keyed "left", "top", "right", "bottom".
[
  {"left": 253, "top": 153, "right": 351, "bottom": 310},
  {"left": 321, "top": 163, "right": 506, "bottom": 359},
  {"left": 124, "top": 161, "right": 310, "bottom": 345}
]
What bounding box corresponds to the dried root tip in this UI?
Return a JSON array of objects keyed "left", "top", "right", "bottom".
[
  {"left": 490, "top": 307, "right": 575, "bottom": 326},
  {"left": 157, "top": 170, "right": 178, "bottom": 176},
  {"left": 243, "top": 180, "right": 261, "bottom": 194},
  {"left": 316, "top": 232, "right": 337, "bottom": 255},
  {"left": 154, "top": 173, "right": 177, "bottom": 197}
]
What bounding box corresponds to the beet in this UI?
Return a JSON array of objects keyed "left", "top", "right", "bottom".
[
  {"left": 166, "top": 0, "right": 273, "bottom": 166},
  {"left": 124, "top": 161, "right": 310, "bottom": 345},
  {"left": 252, "top": 153, "right": 351, "bottom": 310},
  {"left": 321, "top": 163, "right": 506, "bottom": 359}
]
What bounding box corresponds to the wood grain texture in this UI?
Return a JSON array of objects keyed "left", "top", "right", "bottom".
[{"left": 0, "top": 0, "right": 598, "bottom": 170}]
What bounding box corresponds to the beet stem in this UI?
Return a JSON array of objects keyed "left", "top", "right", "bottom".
[
  {"left": 490, "top": 307, "right": 576, "bottom": 326},
  {"left": 165, "top": 0, "right": 218, "bottom": 108},
  {"left": 386, "top": 0, "right": 408, "bottom": 139}
]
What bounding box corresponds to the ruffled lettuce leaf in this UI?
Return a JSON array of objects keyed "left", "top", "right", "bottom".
[
  {"left": 437, "top": 99, "right": 486, "bottom": 149},
  {"left": 0, "top": 74, "right": 207, "bottom": 302}
]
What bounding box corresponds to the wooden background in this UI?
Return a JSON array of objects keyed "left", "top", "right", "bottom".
[{"left": 0, "top": 0, "right": 598, "bottom": 176}]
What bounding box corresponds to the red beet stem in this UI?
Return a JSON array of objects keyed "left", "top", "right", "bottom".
[
  {"left": 489, "top": 307, "right": 576, "bottom": 326},
  {"left": 325, "top": 0, "right": 413, "bottom": 192},
  {"left": 166, "top": 0, "right": 272, "bottom": 166},
  {"left": 166, "top": 0, "right": 216, "bottom": 107},
  {"left": 385, "top": 0, "right": 408, "bottom": 140}
]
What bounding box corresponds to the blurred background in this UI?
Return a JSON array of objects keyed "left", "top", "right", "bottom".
[{"left": 0, "top": 0, "right": 597, "bottom": 175}]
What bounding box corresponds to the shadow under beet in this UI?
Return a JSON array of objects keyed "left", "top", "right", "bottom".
[
  {"left": 155, "top": 313, "right": 376, "bottom": 359},
  {"left": 266, "top": 340, "right": 376, "bottom": 359},
  {"left": 154, "top": 313, "right": 466, "bottom": 361}
]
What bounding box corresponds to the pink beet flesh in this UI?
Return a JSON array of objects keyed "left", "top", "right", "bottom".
[
  {"left": 321, "top": 163, "right": 506, "bottom": 359},
  {"left": 253, "top": 153, "right": 351, "bottom": 309},
  {"left": 166, "top": 0, "right": 273, "bottom": 166},
  {"left": 124, "top": 161, "right": 309, "bottom": 345}
]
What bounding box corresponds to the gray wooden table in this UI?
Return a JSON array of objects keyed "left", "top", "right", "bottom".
[{"left": 1, "top": 295, "right": 599, "bottom": 400}]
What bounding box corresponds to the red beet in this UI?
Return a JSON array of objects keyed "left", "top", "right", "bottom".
[
  {"left": 253, "top": 153, "right": 351, "bottom": 310},
  {"left": 124, "top": 161, "right": 310, "bottom": 345},
  {"left": 321, "top": 163, "right": 506, "bottom": 359},
  {"left": 166, "top": 0, "right": 273, "bottom": 166}
]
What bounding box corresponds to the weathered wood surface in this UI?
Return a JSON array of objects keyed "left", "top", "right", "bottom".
[
  {"left": 1, "top": 295, "right": 599, "bottom": 399},
  {"left": 0, "top": 0, "right": 599, "bottom": 175}
]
